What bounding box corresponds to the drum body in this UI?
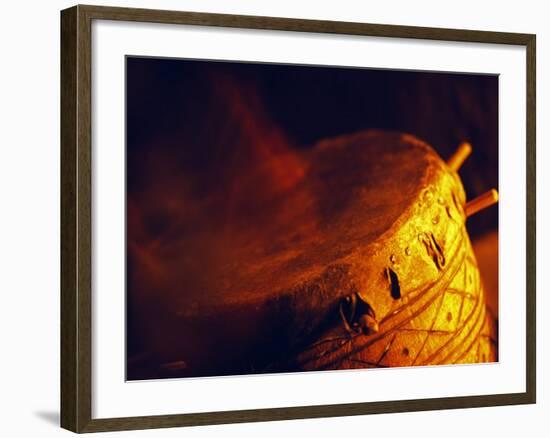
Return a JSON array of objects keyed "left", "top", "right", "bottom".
[{"left": 127, "top": 130, "right": 497, "bottom": 379}]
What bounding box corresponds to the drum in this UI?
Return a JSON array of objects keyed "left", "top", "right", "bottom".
[{"left": 127, "top": 130, "right": 497, "bottom": 379}]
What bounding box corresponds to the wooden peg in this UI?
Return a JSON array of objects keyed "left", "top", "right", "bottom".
[
  {"left": 447, "top": 142, "right": 472, "bottom": 171},
  {"left": 465, "top": 189, "right": 499, "bottom": 217}
]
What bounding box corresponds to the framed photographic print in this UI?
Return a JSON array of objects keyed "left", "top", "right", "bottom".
[{"left": 60, "top": 4, "right": 536, "bottom": 433}]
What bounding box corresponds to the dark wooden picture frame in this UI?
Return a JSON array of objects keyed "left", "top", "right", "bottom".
[{"left": 61, "top": 4, "right": 536, "bottom": 433}]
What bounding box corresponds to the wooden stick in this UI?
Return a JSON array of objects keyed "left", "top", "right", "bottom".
[
  {"left": 465, "top": 189, "right": 499, "bottom": 217},
  {"left": 447, "top": 142, "right": 472, "bottom": 171}
]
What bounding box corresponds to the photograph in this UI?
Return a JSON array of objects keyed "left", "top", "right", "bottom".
[{"left": 125, "top": 57, "right": 499, "bottom": 380}]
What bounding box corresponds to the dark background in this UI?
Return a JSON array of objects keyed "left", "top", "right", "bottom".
[
  {"left": 127, "top": 57, "right": 498, "bottom": 208},
  {"left": 126, "top": 56, "right": 498, "bottom": 372}
]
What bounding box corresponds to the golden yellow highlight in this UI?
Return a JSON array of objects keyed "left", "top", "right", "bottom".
[{"left": 275, "top": 132, "right": 498, "bottom": 371}]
